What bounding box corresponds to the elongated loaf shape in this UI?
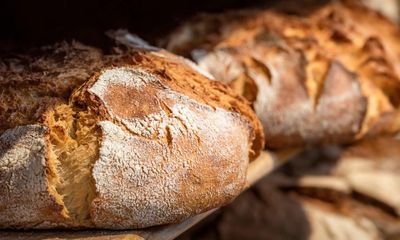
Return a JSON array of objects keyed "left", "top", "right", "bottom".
[
  {"left": 165, "top": 0, "right": 400, "bottom": 148},
  {"left": 0, "top": 42, "right": 264, "bottom": 229}
]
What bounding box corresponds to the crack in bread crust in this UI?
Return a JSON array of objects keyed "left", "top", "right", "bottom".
[{"left": 45, "top": 104, "right": 99, "bottom": 227}]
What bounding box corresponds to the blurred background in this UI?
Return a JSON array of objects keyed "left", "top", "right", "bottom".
[
  {"left": 1, "top": 0, "right": 397, "bottom": 50},
  {"left": 1, "top": 0, "right": 400, "bottom": 239}
]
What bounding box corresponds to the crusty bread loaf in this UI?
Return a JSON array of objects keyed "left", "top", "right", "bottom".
[
  {"left": 165, "top": 0, "right": 400, "bottom": 148},
  {"left": 0, "top": 42, "right": 264, "bottom": 229}
]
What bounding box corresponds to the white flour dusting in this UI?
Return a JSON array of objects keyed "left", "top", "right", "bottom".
[
  {"left": 89, "top": 67, "right": 159, "bottom": 97},
  {"left": 89, "top": 68, "right": 250, "bottom": 228}
]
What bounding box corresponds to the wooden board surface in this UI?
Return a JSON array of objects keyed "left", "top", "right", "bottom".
[{"left": 0, "top": 149, "right": 300, "bottom": 240}]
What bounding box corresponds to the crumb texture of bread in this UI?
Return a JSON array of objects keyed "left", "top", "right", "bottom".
[
  {"left": 0, "top": 44, "right": 263, "bottom": 229},
  {"left": 45, "top": 104, "right": 100, "bottom": 227},
  {"left": 165, "top": 0, "right": 400, "bottom": 148}
]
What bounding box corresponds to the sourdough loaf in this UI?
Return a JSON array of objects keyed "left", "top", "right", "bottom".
[
  {"left": 0, "top": 42, "right": 263, "bottom": 229},
  {"left": 165, "top": 0, "right": 400, "bottom": 148}
]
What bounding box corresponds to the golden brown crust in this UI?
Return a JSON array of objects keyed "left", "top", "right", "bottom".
[{"left": 165, "top": 0, "right": 400, "bottom": 148}]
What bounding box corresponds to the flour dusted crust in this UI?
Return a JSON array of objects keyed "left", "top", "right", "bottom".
[
  {"left": 76, "top": 52, "right": 258, "bottom": 228},
  {"left": 165, "top": 0, "right": 400, "bottom": 148},
  {"left": 75, "top": 50, "right": 264, "bottom": 160},
  {"left": 0, "top": 125, "right": 66, "bottom": 228},
  {"left": 92, "top": 116, "right": 248, "bottom": 228},
  {"left": 0, "top": 43, "right": 263, "bottom": 229},
  {"left": 83, "top": 66, "right": 251, "bottom": 228}
]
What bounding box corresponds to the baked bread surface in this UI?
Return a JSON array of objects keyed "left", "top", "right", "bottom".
[{"left": 0, "top": 43, "right": 263, "bottom": 229}]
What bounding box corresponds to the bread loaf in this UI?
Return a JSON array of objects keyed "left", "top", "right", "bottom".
[
  {"left": 0, "top": 42, "right": 263, "bottom": 229},
  {"left": 165, "top": 0, "right": 400, "bottom": 148}
]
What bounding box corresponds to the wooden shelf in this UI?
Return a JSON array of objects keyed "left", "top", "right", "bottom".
[{"left": 0, "top": 149, "right": 300, "bottom": 240}]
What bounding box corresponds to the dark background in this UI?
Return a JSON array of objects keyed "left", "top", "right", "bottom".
[
  {"left": 0, "top": 0, "right": 268, "bottom": 51},
  {"left": 0, "top": 0, "right": 330, "bottom": 52}
]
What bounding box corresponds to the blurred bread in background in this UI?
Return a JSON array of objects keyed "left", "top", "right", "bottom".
[{"left": 164, "top": 0, "right": 400, "bottom": 149}]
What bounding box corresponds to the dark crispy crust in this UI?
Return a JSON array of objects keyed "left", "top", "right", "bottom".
[{"left": 0, "top": 42, "right": 106, "bottom": 133}]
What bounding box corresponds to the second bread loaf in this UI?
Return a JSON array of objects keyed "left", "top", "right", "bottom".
[{"left": 165, "top": 0, "right": 400, "bottom": 148}]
